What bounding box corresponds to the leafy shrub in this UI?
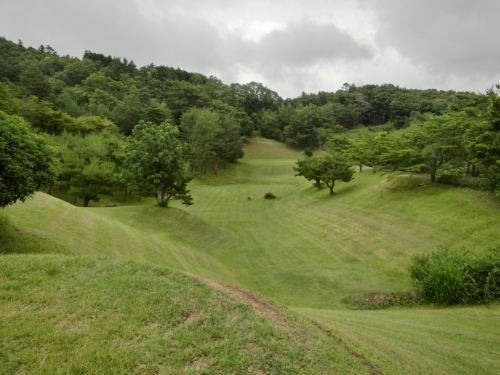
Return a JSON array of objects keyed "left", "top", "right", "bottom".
[
  {"left": 488, "top": 164, "right": 500, "bottom": 194},
  {"left": 409, "top": 248, "right": 500, "bottom": 305},
  {"left": 437, "top": 175, "right": 490, "bottom": 191},
  {"left": 264, "top": 192, "right": 276, "bottom": 199}
]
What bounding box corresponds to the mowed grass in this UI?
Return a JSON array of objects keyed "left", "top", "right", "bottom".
[
  {"left": 3, "top": 137, "right": 500, "bottom": 374},
  {"left": 0, "top": 255, "right": 370, "bottom": 375},
  {"left": 181, "top": 139, "right": 500, "bottom": 308},
  {"left": 297, "top": 306, "right": 500, "bottom": 375}
]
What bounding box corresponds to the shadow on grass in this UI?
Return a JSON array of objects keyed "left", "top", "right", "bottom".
[{"left": 0, "top": 211, "right": 67, "bottom": 255}]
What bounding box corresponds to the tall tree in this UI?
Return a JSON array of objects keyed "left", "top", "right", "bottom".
[
  {"left": 181, "top": 108, "right": 220, "bottom": 180},
  {"left": 54, "top": 131, "right": 121, "bottom": 207},
  {"left": 0, "top": 111, "right": 58, "bottom": 207},
  {"left": 124, "top": 121, "right": 192, "bottom": 207}
]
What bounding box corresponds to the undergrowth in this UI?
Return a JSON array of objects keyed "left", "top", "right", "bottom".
[{"left": 409, "top": 247, "right": 500, "bottom": 305}]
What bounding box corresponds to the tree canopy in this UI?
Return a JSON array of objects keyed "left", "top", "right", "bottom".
[
  {"left": 124, "top": 121, "right": 192, "bottom": 207},
  {"left": 0, "top": 111, "right": 58, "bottom": 207}
]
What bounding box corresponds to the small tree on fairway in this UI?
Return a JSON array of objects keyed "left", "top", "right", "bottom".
[
  {"left": 294, "top": 156, "right": 323, "bottom": 187},
  {"left": 295, "top": 153, "right": 355, "bottom": 195},
  {"left": 124, "top": 120, "right": 192, "bottom": 207},
  {"left": 317, "top": 153, "right": 355, "bottom": 195}
]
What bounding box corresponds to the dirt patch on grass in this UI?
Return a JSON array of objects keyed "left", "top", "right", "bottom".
[
  {"left": 186, "top": 273, "right": 281, "bottom": 323},
  {"left": 188, "top": 273, "right": 383, "bottom": 375}
]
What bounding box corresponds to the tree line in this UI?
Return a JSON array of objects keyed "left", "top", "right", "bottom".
[{"left": 1, "top": 35, "right": 499, "bottom": 208}]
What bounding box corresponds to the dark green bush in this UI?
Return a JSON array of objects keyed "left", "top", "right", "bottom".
[
  {"left": 488, "top": 165, "right": 500, "bottom": 193},
  {"left": 437, "top": 175, "right": 490, "bottom": 191},
  {"left": 409, "top": 248, "right": 500, "bottom": 305},
  {"left": 264, "top": 192, "right": 277, "bottom": 199}
]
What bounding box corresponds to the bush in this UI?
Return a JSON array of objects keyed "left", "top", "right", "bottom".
[
  {"left": 488, "top": 165, "right": 500, "bottom": 194},
  {"left": 409, "top": 248, "right": 500, "bottom": 305},
  {"left": 437, "top": 175, "right": 490, "bottom": 191},
  {"left": 264, "top": 192, "right": 276, "bottom": 199}
]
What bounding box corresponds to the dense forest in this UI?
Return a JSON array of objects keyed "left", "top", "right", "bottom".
[{"left": 1, "top": 36, "right": 499, "bottom": 208}]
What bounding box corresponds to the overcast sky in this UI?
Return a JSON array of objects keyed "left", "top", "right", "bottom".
[{"left": 1, "top": 0, "right": 499, "bottom": 98}]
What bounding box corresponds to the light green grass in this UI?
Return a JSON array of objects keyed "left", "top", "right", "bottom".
[
  {"left": 0, "top": 255, "right": 369, "bottom": 374},
  {"left": 296, "top": 306, "right": 500, "bottom": 375},
  {"left": 3, "top": 137, "right": 500, "bottom": 374}
]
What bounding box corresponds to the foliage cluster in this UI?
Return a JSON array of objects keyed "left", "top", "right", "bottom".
[
  {"left": 124, "top": 121, "right": 193, "bottom": 207},
  {"left": 437, "top": 175, "right": 491, "bottom": 191},
  {"left": 294, "top": 153, "right": 355, "bottom": 195},
  {"left": 327, "top": 93, "right": 500, "bottom": 187},
  {"left": 409, "top": 248, "right": 500, "bottom": 305},
  {"left": 264, "top": 192, "right": 277, "bottom": 199},
  {"left": 2, "top": 34, "right": 500, "bottom": 206},
  {"left": 0, "top": 111, "right": 58, "bottom": 207}
]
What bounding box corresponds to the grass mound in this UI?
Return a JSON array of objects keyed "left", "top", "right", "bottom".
[{"left": 0, "top": 255, "right": 370, "bottom": 375}]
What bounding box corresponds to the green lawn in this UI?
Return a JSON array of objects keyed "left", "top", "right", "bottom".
[
  {"left": 3, "top": 137, "right": 500, "bottom": 374},
  {"left": 0, "top": 255, "right": 369, "bottom": 374}
]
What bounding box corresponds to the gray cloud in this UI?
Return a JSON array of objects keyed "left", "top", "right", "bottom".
[
  {"left": 254, "top": 19, "right": 372, "bottom": 67},
  {"left": 367, "top": 0, "right": 500, "bottom": 78},
  {"left": 1, "top": 0, "right": 499, "bottom": 97}
]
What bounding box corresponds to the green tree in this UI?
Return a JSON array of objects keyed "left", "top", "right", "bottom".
[
  {"left": 59, "top": 58, "right": 97, "bottom": 86},
  {"left": 19, "top": 63, "right": 52, "bottom": 100},
  {"left": 55, "top": 131, "right": 121, "bottom": 207},
  {"left": 124, "top": 121, "right": 192, "bottom": 207},
  {"left": 211, "top": 113, "right": 245, "bottom": 174},
  {"left": 411, "top": 114, "right": 464, "bottom": 182},
  {"left": 295, "top": 153, "right": 355, "bottom": 195},
  {"left": 181, "top": 108, "right": 220, "bottom": 180},
  {"left": 0, "top": 111, "right": 58, "bottom": 207},
  {"left": 284, "top": 104, "right": 325, "bottom": 146},
  {"left": 0, "top": 82, "right": 20, "bottom": 115},
  {"left": 20, "top": 96, "right": 77, "bottom": 134},
  {"left": 112, "top": 86, "right": 148, "bottom": 134},
  {"left": 316, "top": 153, "right": 355, "bottom": 195},
  {"left": 75, "top": 116, "right": 119, "bottom": 134},
  {"left": 294, "top": 156, "right": 323, "bottom": 187}
]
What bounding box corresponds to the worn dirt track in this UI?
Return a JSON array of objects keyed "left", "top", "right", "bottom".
[{"left": 187, "top": 272, "right": 384, "bottom": 375}]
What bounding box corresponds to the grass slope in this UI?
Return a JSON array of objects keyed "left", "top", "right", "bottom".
[
  {"left": 3, "top": 138, "right": 500, "bottom": 374},
  {"left": 0, "top": 255, "right": 370, "bottom": 374}
]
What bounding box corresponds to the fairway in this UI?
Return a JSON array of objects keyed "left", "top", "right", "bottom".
[{"left": 5, "top": 138, "right": 500, "bottom": 374}]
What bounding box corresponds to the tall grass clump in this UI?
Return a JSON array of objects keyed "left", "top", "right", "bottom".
[{"left": 409, "top": 248, "right": 500, "bottom": 305}]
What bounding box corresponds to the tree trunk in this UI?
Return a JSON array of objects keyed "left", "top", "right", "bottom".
[
  {"left": 213, "top": 156, "right": 218, "bottom": 175},
  {"left": 156, "top": 187, "right": 169, "bottom": 207},
  {"left": 73, "top": 195, "right": 77, "bottom": 205},
  {"left": 47, "top": 183, "right": 53, "bottom": 195},
  {"left": 123, "top": 187, "right": 128, "bottom": 202},
  {"left": 431, "top": 173, "right": 436, "bottom": 183},
  {"left": 358, "top": 163, "right": 362, "bottom": 172},
  {"left": 315, "top": 178, "right": 321, "bottom": 187},
  {"left": 83, "top": 197, "right": 91, "bottom": 207},
  {"left": 466, "top": 162, "right": 471, "bottom": 177},
  {"left": 325, "top": 180, "right": 335, "bottom": 195}
]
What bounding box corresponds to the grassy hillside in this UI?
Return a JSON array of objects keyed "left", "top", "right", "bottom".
[
  {"left": 3, "top": 137, "right": 500, "bottom": 374},
  {"left": 0, "top": 255, "right": 371, "bottom": 374}
]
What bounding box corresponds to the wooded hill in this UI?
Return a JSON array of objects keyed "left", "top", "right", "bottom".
[{"left": 1, "top": 35, "right": 499, "bottom": 204}]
